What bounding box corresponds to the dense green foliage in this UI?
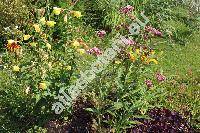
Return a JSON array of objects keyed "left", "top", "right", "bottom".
[{"left": 0, "top": 0, "right": 199, "bottom": 132}]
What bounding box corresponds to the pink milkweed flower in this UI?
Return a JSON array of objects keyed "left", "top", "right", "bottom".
[
  {"left": 143, "top": 34, "right": 149, "bottom": 40},
  {"left": 145, "top": 80, "right": 153, "bottom": 88},
  {"left": 156, "top": 73, "right": 166, "bottom": 82},
  {"left": 122, "top": 38, "right": 136, "bottom": 46},
  {"left": 120, "top": 5, "right": 134, "bottom": 14},
  {"left": 87, "top": 47, "right": 102, "bottom": 56},
  {"left": 97, "top": 30, "right": 106, "bottom": 38},
  {"left": 145, "top": 26, "right": 163, "bottom": 37}
]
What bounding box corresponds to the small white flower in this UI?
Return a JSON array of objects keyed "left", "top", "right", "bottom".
[
  {"left": 25, "top": 86, "right": 30, "bottom": 94},
  {"left": 4, "top": 27, "right": 10, "bottom": 31}
]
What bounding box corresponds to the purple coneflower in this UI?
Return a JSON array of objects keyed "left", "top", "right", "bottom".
[
  {"left": 143, "top": 34, "right": 149, "bottom": 40},
  {"left": 97, "top": 30, "right": 106, "bottom": 38},
  {"left": 120, "top": 5, "right": 134, "bottom": 14},
  {"left": 145, "top": 80, "right": 153, "bottom": 88},
  {"left": 145, "top": 26, "right": 163, "bottom": 37},
  {"left": 156, "top": 73, "right": 166, "bottom": 82},
  {"left": 87, "top": 47, "right": 102, "bottom": 56}
]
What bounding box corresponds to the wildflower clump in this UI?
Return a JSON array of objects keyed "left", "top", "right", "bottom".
[
  {"left": 126, "top": 45, "right": 158, "bottom": 65},
  {"left": 6, "top": 40, "right": 20, "bottom": 52}
]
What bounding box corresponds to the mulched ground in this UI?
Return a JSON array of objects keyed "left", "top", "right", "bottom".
[{"left": 45, "top": 97, "right": 196, "bottom": 133}]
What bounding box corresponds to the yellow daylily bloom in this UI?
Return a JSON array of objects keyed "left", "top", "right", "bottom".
[
  {"left": 115, "top": 60, "right": 121, "bottom": 64},
  {"left": 147, "top": 58, "right": 158, "bottom": 64},
  {"left": 71, "top": 40, "right": 80, "bottom": 47},
  {"left": 135, "top": 49, "right": 140, "bottom": 54},
  {"left": 150, "top": 50, "right": 155, "bottom": 55},
  {"left": 39, "top": 82, "right": 47, "bottom": 90},
  {"left": 33, "top": 24, "right": 41, "bottom": 32},
  {"left": 53, "top": 7, "right": 62, "bottom": 15},
  {"left": 46, "top": 21, "right": 56, "bottom": 27},
  {"left": 77, "top": 49, "right": 85, "bottom": 55},
  {"left": 129, "top": 53, "right": 136, "bottom": 62},
  {"left": 23, "top": 35, "right": 31, "bottom": 41},
  {"left": 7, "top": 40, "right": 15, "bottom": 45},
  {"left": 72, "top": 11, "right": 82, "bottom": 18},
  {"left": 30, "top": 42, "right": 37, "bottom": 47},
  {"left": 66, "top": 65, "right": 72, "bottom": 70},
  {"left": 39, "top": 17, "right": 46, "bottom": 25},
  {"left": 46, "top": 43, "right": 51, "bottom": 49},
  {"left": 13, "top": 65, "right": 20, "bottom": 72},
  {"left": 141, "top": 55, "right": 147, "bottom": 62}
]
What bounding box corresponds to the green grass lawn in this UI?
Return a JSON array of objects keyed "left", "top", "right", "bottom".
[{"left": 155, "top": 31, "right": 200, "bottom": 129}]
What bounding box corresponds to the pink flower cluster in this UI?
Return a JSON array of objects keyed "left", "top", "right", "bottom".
[
  {"left": 145, "top": 26, "right": 163, "bottom": 36},
  {"left": 122, "top": 38, "right": 136, "bottom": 46},
  {"left": 156, "top": 73, "right": 166, "bottom": 82},
  {"left": 87, "top": 47, "right": 102, "bottom": 56},
  {"left": 145, "top": 80, "right": 153, "bottom": 88},
  {"left": 97, "top": 30, "right": 106, "bottom": 38},
  {"left": 145, "top": 73, "right": 166, "bottom": 88},
  {"left": 120, "top": 5, "right": 134, "bottom": 14}
]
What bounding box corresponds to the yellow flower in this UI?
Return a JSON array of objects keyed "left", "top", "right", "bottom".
[
  {"left": 53, "top": 7, "right": 62, "bottom": 15},
  {"left": 41, "top": 33, "right": 47, "bottom": 39},
  {"left": 39, "top": 17, "right": 46, "bottom": 25},
  {"left": 135, "top": 49, "right": 140, "bottom": 54},
  {"left": 46, "top": 21, "right": 56, "bottom": 27},
  {"left": 7, "top": 40, "right": 15, "bottom": 45},
  {"left": 77, "top": 49, "right": 85, "bottom": 55},
  {"left": 150, "top": 50, "right": 155, "bottom": 55},
  {"left": 23, "top": 35, "right": 31, "bottom": 41},
  {"left": 147, "top": 58, "right": 158, "bottom": 64},
  {"left": 46, "top": 43, "right": 51, "bottom": 49},
  {"left": 30, "top": 42, "right": 37, "bottom": 47},
  {"left": 64, "top": 14, "right": 68, "bottom": 22},
  {"left": 72, "top": 11, "right": 82, "bottom": 18},
  {"left": 66, "top": 65, "right": 72, "bottom": 70},
  {"left": 129, "top": 53, "right": 136, "bottom": 62},
  {"left": 39, "top": 82, "right": 47, "bottom": 90},
  {"left": 13, "top": 65, "right": 20, "bottom": 72},
  {"left": 71, "top": 40, "right": 80, "bottom": 47},
  {"left": 33, "top": 24, "right": 41, "bottom": 32},
  {"left": 141, "top": 55, "right": 147, "bottom": 62},
  {"left": 115, "top": 60, "right": 121, "bottom": 64}
]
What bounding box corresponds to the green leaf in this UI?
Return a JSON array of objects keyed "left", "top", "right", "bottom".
[
  {"left": 85, "top": 108, "right": 95, "bottom": 113},
  {"left": 127, "top": 120, "right": 141, "bottom": 125},
  {"left": 58, "top": 2, "right": 67, "bottom": 8},
  {"left": 35, "top": 93, "right": 41, "bottom": 103},
  {"left": 113, "top": 102, "right": 123, "bottom": 110},
  {"left": 106, "top": 110, "right": 116, "bottom": 117}
]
